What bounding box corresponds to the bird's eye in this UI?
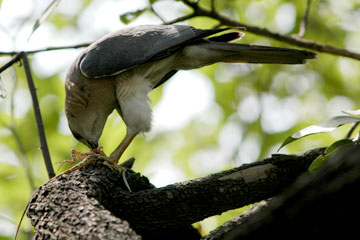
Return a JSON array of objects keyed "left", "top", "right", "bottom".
[{"left": 69, "top": 112, "right": 76, "bottom": 119}]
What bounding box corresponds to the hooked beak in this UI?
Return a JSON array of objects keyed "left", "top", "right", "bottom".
[{"left": 86, "top": 140, "right": 98, "bottom": 150}]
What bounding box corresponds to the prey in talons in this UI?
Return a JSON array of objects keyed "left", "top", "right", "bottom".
[{"left": 57, "top": 148, "right": 133, "bottom": 192}]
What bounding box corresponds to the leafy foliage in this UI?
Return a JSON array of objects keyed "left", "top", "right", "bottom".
[
  {"left": 0, "top": 0, "right": 360, "bottom": 239},
  {"left": 279, "top": 115, "right": 360, "bottom": 150}
]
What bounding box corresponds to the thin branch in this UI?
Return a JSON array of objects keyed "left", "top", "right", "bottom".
[
  {"left": 171, "top": 1, "right": 360, "bottom": 61},
  {"left": 21, "top": 52, "right": 55, "bottom": 179},
  {"left": 297, "top": 0, "right": 312, "bottom": 38},
  {"left": 0, "top": 42, "right": 90, "bottom": 57}
]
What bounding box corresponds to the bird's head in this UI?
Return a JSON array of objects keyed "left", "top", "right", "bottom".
[{"left": 65, "top": 108, "right": 106, "bottom": 150}]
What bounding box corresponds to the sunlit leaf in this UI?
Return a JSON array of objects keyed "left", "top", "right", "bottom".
[
  {"left": 279, "top": 116, "right": 360, "bottom": 150},
  {"left": 292, "top": 116, "right": 360, "bottom": 138},
  {"left": 278, "top": 136, "right": 296, "bottom": 151},
  {"left": 28, "top": 0, "right": 60, "bottom": 41},
  {"left": 342, "top": 109, "right": 360, "bottom": 116}
]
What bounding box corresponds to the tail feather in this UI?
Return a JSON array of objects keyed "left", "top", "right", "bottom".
[{"left": 200, "top": 41, "right": 316, "bottom": 64}]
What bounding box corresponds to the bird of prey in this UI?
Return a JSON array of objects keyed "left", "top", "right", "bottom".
[{"left": 65, "top": 24, "right": 315, "bottom": 167}]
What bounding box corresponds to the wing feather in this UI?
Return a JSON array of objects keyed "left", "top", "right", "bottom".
[{"left": 79, "top": 25, "right": 229, "bottom": 78}]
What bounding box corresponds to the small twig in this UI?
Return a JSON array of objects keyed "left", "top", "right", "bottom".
[
  {"left": 21, "top": 52, "right": 55, "bottom": 179},
  {"left": 297, "top": 0, "right": 312, "bottom": 37}
]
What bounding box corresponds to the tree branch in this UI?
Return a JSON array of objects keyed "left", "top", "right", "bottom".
[
  {"left": 21, "top": 53, "right": 55, "bottom": 178},
  {"left": 214, "top": 143, "right": 360, "bottom": 239},
  {"left": 0, "top": 42, "right": 90, "bottom": 57},
  {"left": 175, "top": 0, "right": 360, "bottom": 61},
  {"left": 27, "top": 148, "right": 324, "bottom": 239}
]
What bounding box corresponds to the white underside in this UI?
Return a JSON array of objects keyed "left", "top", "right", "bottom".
[{"left": 116, "top": 75, "right": 153, "bottom": 135}]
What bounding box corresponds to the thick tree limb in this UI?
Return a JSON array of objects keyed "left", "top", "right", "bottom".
[
  {"left": 205, "top": 144, "right": 360, "bottom": 239},
  {"left": 27, "top": 148, "right": 324, "bottom": 239}
]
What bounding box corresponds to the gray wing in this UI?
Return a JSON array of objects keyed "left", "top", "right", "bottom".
[{"left": 79, "top": 25, "right": 229, "bottom": 78}]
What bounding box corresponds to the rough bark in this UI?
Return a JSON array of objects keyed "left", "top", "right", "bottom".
[
  {"left": 27, "top": 148, "right": 324, "bottom": 239},
  {"left": 204, "top": 144, "right": 360, "bottom": 239}
]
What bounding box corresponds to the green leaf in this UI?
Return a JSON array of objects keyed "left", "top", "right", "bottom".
[
  {"left": 308, "top": 155, "right": 328, "bottom": 172},
  {"left": 325, "top": 139, "right": 354, "bottom": 155},
  {"left": 279, "top": 116, "right": 360, "bottom": 150},
  {"left": 28, "top": 0, "right": 60, "bottom": 41},
  {"left": 278, "top": 136, "right": 296, "bottom": 151},
  {"left": 120, "top": 8, "right": 147, "bottom": 24},
  {"left": 309, "top": 139, "right": 354, "bottom": 172}
]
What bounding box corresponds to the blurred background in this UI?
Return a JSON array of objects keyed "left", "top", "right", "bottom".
[{"left": 0, "top": 0, "right": 359, "bottom": 238}]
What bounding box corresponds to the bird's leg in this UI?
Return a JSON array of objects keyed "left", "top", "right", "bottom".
[
  {"left": 109, "top": 132, "right": 138, "bottom": 165},
  {"left": 102, "top": 132, "right": 137, "bottom": 192}
]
